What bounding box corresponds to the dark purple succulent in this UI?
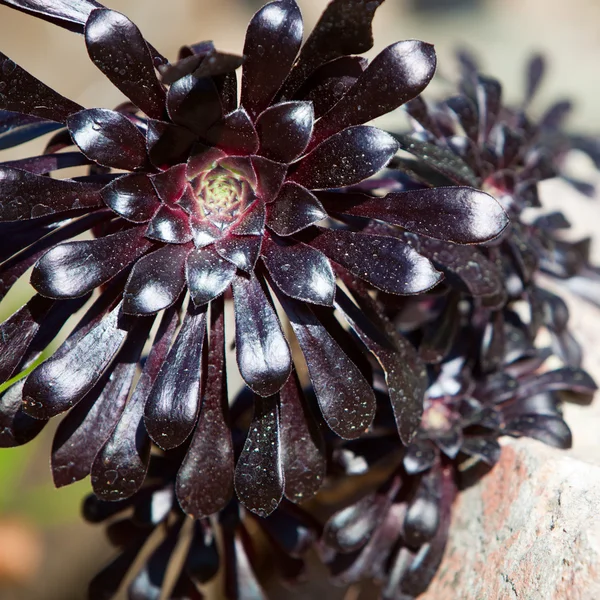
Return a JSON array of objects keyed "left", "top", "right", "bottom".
[{"left": 0, "top": 0, "right": 510, "bottom": 522}]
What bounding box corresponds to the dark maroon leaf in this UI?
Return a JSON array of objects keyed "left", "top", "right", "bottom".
[
  {"left": 167, "top": 74, "right": 222, "bottom": 135},
  {"left": 146, "top": 119, "right": 197, "bottom": 168},
  {"left": 22, "top": 303, "right": 128, "bottom": 419},
  {"left": 515, "top": 367, "right": 597, "bottom": 399},
  {"left": 229, "top": 200, "right": 266, "bottom": 237},
  {"left": 403, "top": 439, "right": 437, "bottom": 475},
  {"left": 0, "top": 51, "right": 83, "bottom": 122},
  {"left": 3, "top": 151, "right": 91, "bottom": 174},
  {"left": 279, "top": 371, "right": 325, "bottom": 503},
  {"left": 0, "top": 380, "right": 47, "bottom": 448},
  {"left": 276, "top": 292, "right": 375, "bottom": 439},
  {"left": 335, "top": 286, "right": 426, "bottom": 444},
  {"left": 461, "top": 436, "right": 501, "bottom": 465},
  {"left": 144, "top": 303, "right": 207, "bottom": 450},
  {"left": 123, "top": 243, "right": 190, "bottom": 315},
  {"left": 540, "top": 100, "right": 573, "bottom": 130},
  {"left": 403, "top": 469, "right": 441, "bottom": 548},
  {"left": 477, "top": 76, "right": 502, "bottom": 139},
  {"left": 393, "top": 134, "right": 480, "bottom": 187},
  {"left": 145, "top": 204, "right": 193, "bottom": 244},
  {"left": 0, "top": 294, "right": 53, "bottom": 383},
  {"left": 67, "top": 108, "right": 147, "bottom": 171},
  {"left": 234, "top": 394, "right": 283, "bottom": 516},
  {"left": 445, "top": 95, "right": 479, "bottom": 141},
  {"left": 289, "top": 126, "right": 398, "bottom": 190},
  {"left": 311, "top": 41, "right": 436, "bottom": 144},
  {"left": 204, "top": 108, "right": 259, "bottom": 155},
  {"left": 262, "top": 235, "right": 334, "bottom": 306},
  {"left": 149, "top": 164, "right": 187, "bottom": 204},
  {"left": 232, "top": 273, "right": 291, "bottom": 397},
  {"left": 267, "top": 182, "right": 326, "bottom": 236},
  {"left": 240, "top": 0, "right": 303, "bottom": 119},
  {"left": 101, "top": 173, "right": 161, "bottom": 222},
  {"left": 0, "top": 166, "right": 102, "bottom": 221},
  {"left": 186, "top": 246, "right": 236, "bottom": 306},
  {"left": 32, "top": 226, "right": 153, "bottom": 299},
  {"left": 294, "top": 56, "right": 366, "bottom": 119},
  {"left": 504, "top": 415, "right": 572, "bottom": 449},
  {"left": 51, "top": 318, "right": 152, "bottom": 487},
  {"left": 400, "top": 231, "right": 504, "bottom": 298},
  {"left": 215, "top": 236, "right": 261, "bottom": 272},
  {"left": 256, "top": 101, "right": 313, "bottom": 163},
  {"left": 323, "top": 186, "right": 508, "bottom": 244},
  {"left": 182, "top": 520, "right": 221, "bottom": 583},
  {"left": 280, "top": 0, "right": 384, "bottom": 97},
  {"left": 85, "top": 8, "right": 166, "bottom": 119},
  {"left": 0, "top": 111, "right": 62, "bottom": 151},
  {"left": 308, "top": 228, "right": 442, "bottom": 295},
  {"left": 0, "top": 0, "right": 102, "bottom": 32},
  {"left": 160, "top": 49, "right": 243, "bottom": 85},
  {"left": 324, "top": 485, "right": 395, "bottom": 553},
  {"left": 525, "top": 54, "right": 545, "bottom": 105},
  {"left": 251, "top": 156, "right": 287, "bottom": 203},
  {"left": 90, "top": 305, "right": 179, "bottom": 501},
  {"left": 177, "top": 298, "right": 234, "bottom": 517}
]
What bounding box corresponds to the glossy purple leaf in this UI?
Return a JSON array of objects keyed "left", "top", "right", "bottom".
[
  {"left": 311, "top": 41, "right": 436, "bottom": 144},
  {"left": 0, "top": 51, "right": 83, "bottom": 122},
  {"left": 229, "top": 200, "right": 265, "bottom": 237},
  {"left": 403, "top": 469, "right": 441, "bottom": 547},
  {"left": 445, "top": 95, "right": 479, "bottom": 142},
  {"left": 145, "top": 204, "right": 193, "bottom": 244},
  {"left": 0, "top": 0, "right": 102, "bottom": 32},
  {"left": 234, "top": 394, "right": 283, "bottom": 517},
  {"left": 123, "top": 243, "right": 190, "bottom": 315},
  {"left": 525, "top": 54, "right": 545, "bottom": 105},
  {"left": 51, "top": 318, "right": 152, "bottom": 487},
  {"left": 160, "top": 49, "right": 243, "bottom": 85},
  {"left": 404, "top": 439, "right": 437, "bottom": 475},
  {"left": 0, "top": 294, "right": 53, "bottom": 383},
  {"left": 186, "top": 246, "right": 236, "bottom": 306},
  {"left": 294, "top": 56, "right": 366, "bottom": 119},
  {"left": 279, "top": 371, "right": 325, "bottom": 502},
  {"left": 251, "top": 156, "right": 287, "bottom": 203},
  {"left": 0, "top": 111, "right": 62, "bottom": 151},
  {"left": 477, "top": 76, "right": 502, "bottom": 139},
  {"left": 67, "top": 108, "right": 147, "bottom": 171},
  {"left": 149, "top": 164, "right": 187, "bottom": 205},
  {"left": 85, "top": 8, "right": 166, "bottom": 119},
  {"left": 504, "top": 415, "right": 572, "bottom": 449},
  {"left": 540, "top": 100, "right": 573, "bottom": 130},
  {"left": 515, "top": 367, "right": 597, "bottom": 399},
  {"left": 308, "top": 228, "right": 442, "bottom": 295},
  {"left": 2, "top": 151, "right": 90, "bottom": 174},
  {"left": 215, "top": 236, "right": 261, "bottom": 272},
  {"left": 290, "top": 126, "right": 398, "bottom": 190},
  {"left": 400, "top": 231, "right": 504, "bottom": 299},
  {"left": 144, "top": 303, "right": 207, "bottom": 450},
  {"left": 393, "top": 134, "right": 480, "bottom": 187},
  {"left": 31, "top": 226, "right": 153, "bottom": 299},
  {"left": 241, "top": 0, "right": 303, "bottom": 119},
  {"left": 280, "top": 0, "right": 384, "bottom": 97},
  {"left": 461, "top": 436, "right": 501, "bottom": 465},
  {"left": 167, "top": 74, "right": 223, "bottom": 135},
  {"left": 326, "top": 186, "right": 508, "bottom": 244},
  {"left": 89, "top": 306, "right": 179, "bottom": 501},
  {"left": 146, "top": 119, "right": 197, "bottom": 168},
  {"left": 256, "top": 101, "right": 314, "bottom": 163},
  {"left": 176, "top": 298, "right": 234, "bottom": 517},
  {"left": 0, "top": 166, "right": 103, "bottom": 221},
  {"left": 336, "top": 286, "right": 426, "bottom": 444},
  {"left": 261, "top": 234, "right": 334, "bottom": 306},
  {"left": 204, "top": 108, "right": 259, "bottom": 155},
  {"left": 276, "top": 292, "right": 375, "bottom": 439},
  {"left": 101, "top": 173, "right": 161, "bottom": 222},
  {"left": 0, "top": 380, "right": 47, "bottom": 448},
  {"left": 267, "top": 182, "right": 326, "bottom": 236},
  {"left": 90, "top": 383, "right": 149, "bottom": 502},
  {"left": 22, "top": 303, "right": 128, "bottom": 419},
  {"left": 232, "top": 273, "right": 291, "bottom": 397}
]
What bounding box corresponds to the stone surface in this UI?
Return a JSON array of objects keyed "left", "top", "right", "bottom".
[{"left": 420, "top": 438, "right": 600, "bottom": 600}]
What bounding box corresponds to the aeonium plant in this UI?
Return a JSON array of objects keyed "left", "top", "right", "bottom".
[{"left": 0, "top": 0, "right": 594, "bottom": 599}]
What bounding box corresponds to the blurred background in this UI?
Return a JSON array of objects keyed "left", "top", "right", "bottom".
[{"left": 0, "top": 0, "right": 598, "bottom": 598}]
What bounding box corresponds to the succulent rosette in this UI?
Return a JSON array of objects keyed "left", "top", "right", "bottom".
[
  {"left": 320, "top": 305, "right": 596, "bottom": 600},
  {"left": 0, "top": 0, "right": 509, "bottom": 519}
]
